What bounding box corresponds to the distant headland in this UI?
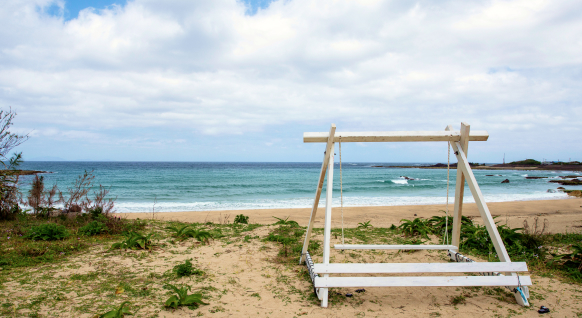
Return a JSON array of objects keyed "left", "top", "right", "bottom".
[{"left": 372, "top": 159, "right": 582, "bottom": 172}]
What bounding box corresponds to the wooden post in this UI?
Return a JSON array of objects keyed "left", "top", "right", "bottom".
[
  {"left": 321, "top": 147, "right": 335, "bottom": 308},
  {"left": 448, "top": 123, "right": 469, "bottom": 251},
  {"left": 300, "top": 124, "right": 336, "bottom": 264}
]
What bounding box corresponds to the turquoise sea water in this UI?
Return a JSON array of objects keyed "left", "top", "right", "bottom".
[{"left": 18, "top": 162, "right": 580, "bottom": 213}]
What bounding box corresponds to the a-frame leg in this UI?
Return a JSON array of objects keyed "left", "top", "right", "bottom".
[
  {"left": 450, "top": 141, "right": 530, "bottom": 306},
  {"left": 320, "top": 147, "right": 335, "bottom": 308},
  {"left": 445, "top": 123, "right": 469, "bottom": 251},
  {"left": 300, "top": 124, "right": 336, "bottom": 264}
]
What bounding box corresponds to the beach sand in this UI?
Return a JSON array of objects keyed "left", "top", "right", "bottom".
[
  {"left": 113, "top": 198, "right": 582, "bottom": 317},
  {"left": 12, "top": 198, "right": 579, "bottom": 317},
  {"left": 120, "top": 197, "right": 582, "bottom": 233}
]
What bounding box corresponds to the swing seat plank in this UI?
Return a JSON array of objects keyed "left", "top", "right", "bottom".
[
  {"left": 314, "top": 275, "right": 532, "bottom": 288},
  {"left": 334, "top": 244, "right": 457, "bottom": 250},
  {"left": 313, "top": 262, "right": 528, "bottom": 274}
]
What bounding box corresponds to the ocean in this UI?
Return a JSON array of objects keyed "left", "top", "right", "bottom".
[{"left": 17, "top": 162, "right": 580, "bottom": 213}]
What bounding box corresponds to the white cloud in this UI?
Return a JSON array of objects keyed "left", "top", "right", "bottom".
[{"left": 1, "top": 0, "right": 581, "bottom": 161}]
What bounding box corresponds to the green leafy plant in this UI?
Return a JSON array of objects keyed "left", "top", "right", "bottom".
[
  {"left": 272, "top": 216, "right": 299, "bottom": 227},
  {"left": 234, "top": 214, "right": 249, "bottom": 224},
  {"left": 550, "top": 243, "right": 582, "bottom": 272},
  {"left": 111, "top": 232, "right": 156, "bottom": 250},
  {"left": 357, "top": 220, "right": 372, "bottom": 229},
  {"left": 24, "top": 223, "right": 70, "bottom": 241},
  {"left": 173, "top": 259, "right": 204, "bottom": 277},
  {"left": 99, "top": 301, "right": 133, "bottom": 318},
  {"left": 79, "top": 220, "right": 109, "bottom": 236},
  {"left": 166, "top": 224, "right": 213, "bottom": 243},
  {"left": 164, "top": 284, "right": 208, "bottom": 309},
  {"left": 88, "top": 206, "right": 104, "bottom": 219},
  {"left": 398, "top": 218, "right": 431, "bottom": 240}
]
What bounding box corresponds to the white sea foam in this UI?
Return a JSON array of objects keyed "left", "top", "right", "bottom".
[
  {"left": 391, "top": 179, "right": 408, "bottom": 185},
  {"left": 114, "top": 192, "right": 569, "bottom": 212}
]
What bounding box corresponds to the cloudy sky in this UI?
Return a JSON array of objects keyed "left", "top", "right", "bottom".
[{"left": 2, "top": 0, "right": 581, "bottom": 163}]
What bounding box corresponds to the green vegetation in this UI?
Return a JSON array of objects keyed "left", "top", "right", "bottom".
[
  {"left": 272, "top": 216, "right": 299, "bottom": 227},
  {"left": 0, "top": 109, "right": 28, "bottom": 221},
  {"left": 357, "top": 220, "right": 372, "bottom": 229},
  {"left": 163, "top": 284, "right": 208, "bottom": 309},
  {"left": 509, "top": 159, "right": 541, "bottom": 165},
  {"left": 24, "top": 223, "right": 70, "bottom": 241},
  {"left": 397, "top": 215, "right": 582, "bottom": 283},
  {"left": 79, "top": 219, "right": 109, "bottom": 236},
  {"left": 174, "top": 259, "right": 204, "bottom": 278},
  {"left": 111, "top": 231, "right": 156, "bottom": 250},
  {"left": 99, "top": 301, "right": 133, "bottom": 318},
  {"left": 398, "top": 218, "right": 431, "bottom": 239},
  {"left": 234, "top": 214, "right": 249, "bottom": 224},
  {"left": 166, "top": 224, "right": 213, "bottom": 243}
]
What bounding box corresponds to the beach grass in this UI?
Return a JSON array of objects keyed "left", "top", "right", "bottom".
[{"left": 0, "top": 213, "right": 581, "bottom": 317}]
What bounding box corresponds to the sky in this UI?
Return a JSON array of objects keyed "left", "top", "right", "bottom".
[{"left": 1, "top": 0, "right": 581, "bottom": 163}]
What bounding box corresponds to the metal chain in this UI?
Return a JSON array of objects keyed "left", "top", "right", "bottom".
[{"left": 340, "top": 137, "right": 344, "bottom": 245}]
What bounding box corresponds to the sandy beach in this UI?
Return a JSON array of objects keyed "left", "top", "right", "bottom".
[
  {"left": 4, "top": 198, "right": 581, "bottom": 317},
  {"left": 120, "top": 197, "right": 582, "bottom": 233}
]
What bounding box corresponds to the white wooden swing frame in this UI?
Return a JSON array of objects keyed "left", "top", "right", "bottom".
[{"left": 299, "top": 123, "right": 531, "bottom": 308}]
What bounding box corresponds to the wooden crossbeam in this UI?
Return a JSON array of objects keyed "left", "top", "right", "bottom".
[
  {"left": 334, "top": 244, "right": 457, "bottom": 250},
  {"left": 303, "top": 130, "right": 489, "bottom": 143},
  {"left": 314, "top": 275, "right": 532, "bottom": 288},
  {"left": 313, "top": 262, "right": 528, "bottom": 274}
]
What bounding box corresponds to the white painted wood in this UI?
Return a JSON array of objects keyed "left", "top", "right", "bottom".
[
  {"left": 320, "top": 147, "right": 335, "bottom": 308},
  {"left": 334, "top": 244, "right": 457, "bottom": 250},
  {"left": 303, "top": 130, "right": 489, "bottom": 143},
  {"left": 314, "top": 275, "right": 532, "bottom": 288},
  {"left": 313, "top": 262, "right": 528, "bottom": 274},
  {"left": 450, "top": 141, "right": 511, "bottom": 263},
  {"left": 446, "top": 124, "right": 469, "bottom": 251},
  {"left": 323, "top": 150, "right": 335, "bottom": 265},
  {"left": 300, "top": 124, "right": 336, "bottom": 264}
]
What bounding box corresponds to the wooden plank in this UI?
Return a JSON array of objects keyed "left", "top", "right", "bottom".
[
  {"left": 450, "top": 141, "right": 511, "bottom": 263},
  {"left": 299, "top": 124, "right": 336, "bottom": 264},
  {"left": 334, "top": 244, "right": 457, "bottom": 250},
  {"left": 303, "top": 130, "right": 489, "bottom": 143},
  {"left": 313, "top": 262, "right": 528, "bottom": 274},
  {"left": 447, "top": 123, "right": 469, "bottom": 250},
  {"left": 314, "top": 275, "right": 532, "bottom": 288},
  {"left": 321, "top": 144, "right": 335, "bottom": 308}
]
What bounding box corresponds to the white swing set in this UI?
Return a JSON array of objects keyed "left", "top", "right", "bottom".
[{"left": 299, "top": 123, "right": 531, "bottom": 308}]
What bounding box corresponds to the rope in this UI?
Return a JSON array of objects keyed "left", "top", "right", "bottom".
[
  {"left": 340, "top": 137, "right": 344, "bottom": 245},
  {"left": 450, "top": 140, "right": 451, "bottom": 245}
]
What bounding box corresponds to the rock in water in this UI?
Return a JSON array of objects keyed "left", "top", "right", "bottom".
[{"left": 501, "top": 179, "right": 510, "bottom": 183}]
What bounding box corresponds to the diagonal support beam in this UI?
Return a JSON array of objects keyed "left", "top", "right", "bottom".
[
  {"left": 299, "top": 124, "right": 336, "bottom": 264},
  {"left": 449, "top": 141, "right": 511, "bottom": 262}
]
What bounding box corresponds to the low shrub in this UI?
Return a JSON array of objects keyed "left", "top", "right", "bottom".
[
  {"left": 24, "top": 223, "right": 70, "bottom": 241},
  {"left": 79, "top": 220, "right": 109, "bottom": 236},
  {"left": 234, "top": 214, "right": 249, "bottom": 224},
  {"left": 174, "top": 259, "right": 204, "bottom": 277},
  {"left": 398, "top": 218, "right": 431, "bottom": 239}
]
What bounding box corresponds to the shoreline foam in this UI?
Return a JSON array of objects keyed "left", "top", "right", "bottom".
[{"left": 119, "top": 197, "right": 582, "bottom": 234}]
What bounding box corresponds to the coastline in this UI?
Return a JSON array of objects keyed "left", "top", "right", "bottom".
[
  {"left": 119, "top": 197, "right": 582, "bottom": 234},
  {"left": 375, "top": 165, "right": 582, "bottom": 171}
]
